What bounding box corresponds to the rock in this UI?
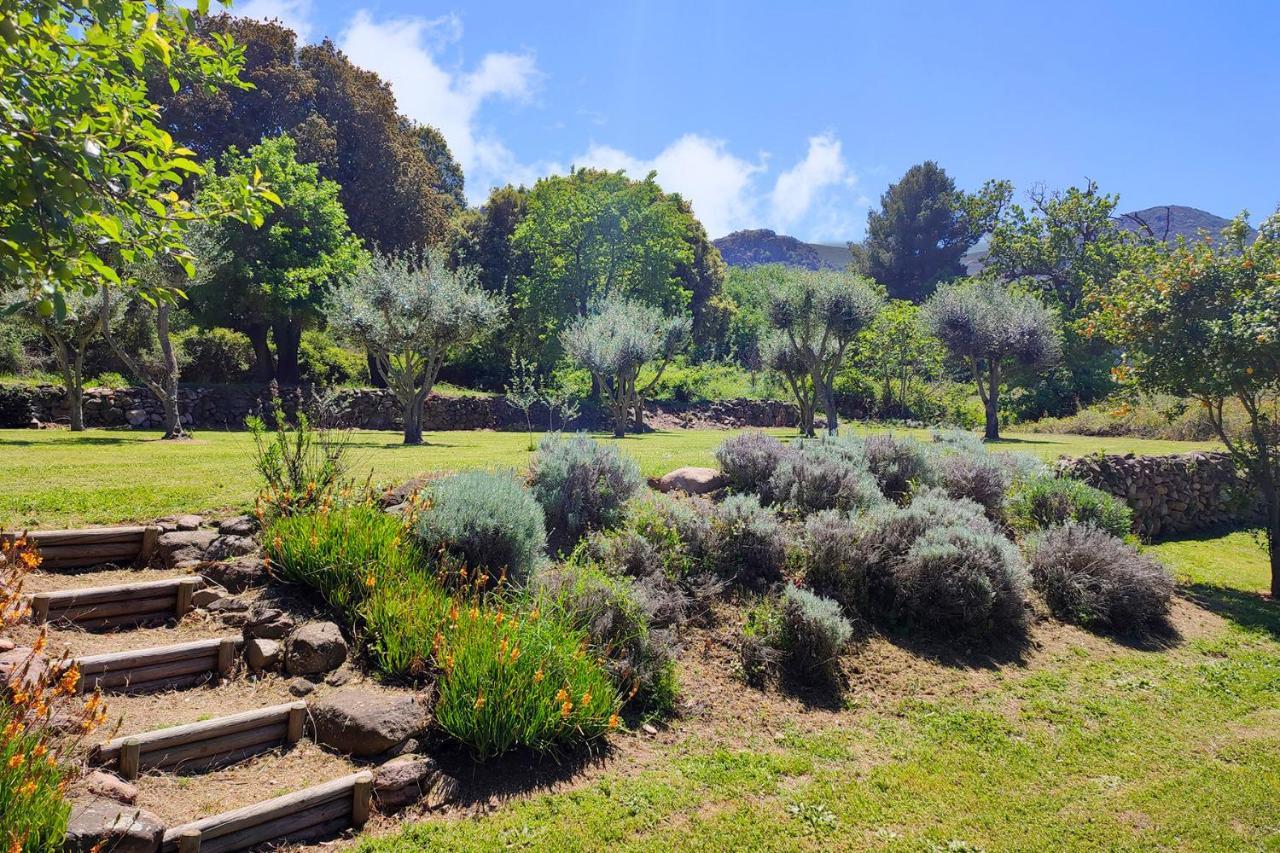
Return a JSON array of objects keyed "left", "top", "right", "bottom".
[
  {"left": 288, "top": 677, "right": 315, "bottom": 697},
  {"left": 373, "top": 754, "right": 460, "bottom": 811},
  {"left": 205, "top": 534, "right": 257, "bottom": 562},
  {"left": 191, "top": 589, "right": 223, "bottom": 608},
  {"left": 309, "top": 687, "right": 431, "bottom": 757},
  {"left": 201, "top": 556, "right": 267, "bottom": 593},
  {"left": 64, "top": 797, "right": 164, "bottom": 853},
  {"left": 0, "top": 637, "right": 14, "bottom": 653},
  {"left": 655, "top": 466, "right": 728, "bottom": 495},
  {"left": 381, "top": 475, "right": 435, "bottom": 508},
  {"left": 324, "top": 666, "right": 354, "bottom": 687},
  {"left": 157, "top": 530, "right": 218, "bottom": 568},
  {"left": 285, "top": 621, "right": 347, "bottom": 676},
  {"left": 125, "top": 409, "right": 148, "bottom": 428},
  {"left": 0, "top": 647, "right": 46, "bottom": 689},
  {"left": 243, "top": 605, "right": 297, "bottom": 640},
  {"left": 83, "top": 770, "right": 138, "bottom": 805},
  {"left": 245, "top": 638, "right": 281, "bottom": 673},
  {"left": 217, "top": 515, "right": 257, "bottom": 536},
  {"left": 175, "top": 514, "right": 204, "bottom": 531}
]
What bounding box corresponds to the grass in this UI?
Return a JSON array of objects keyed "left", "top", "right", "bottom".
[
  {"left": 0, "top": 426, "right": 1219, "bottom": 529},
  {"left": 358, "top": 530, "right": 1279, "bottom": 852}
]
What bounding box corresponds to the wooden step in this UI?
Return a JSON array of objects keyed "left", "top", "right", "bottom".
[
  {"left": 3, "top": 525, "right": 161, "bottom": 570},
  {"left": 161, "top": 771, "right": 373, "bottom": 853},
  {"left": 70, "top": 637, "right": 240, "bottom": 695},
  {"left": 93, "top": 702, "right": 307, "bottom": 779},
  {"left": 28, "top": 577, "right": 202, "bottom": 630}
]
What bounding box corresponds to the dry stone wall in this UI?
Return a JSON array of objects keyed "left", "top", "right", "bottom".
[{"left": 1055, "top": 451, "right": 1257, "bottom": 538}]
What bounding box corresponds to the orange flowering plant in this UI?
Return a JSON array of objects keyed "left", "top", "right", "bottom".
[{"left": 1, "top": 535, "right": 109, "bottom": 851}]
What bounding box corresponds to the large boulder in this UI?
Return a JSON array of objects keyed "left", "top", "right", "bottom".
[
  {"left": 64, "top": 797, "right": 164, "bottom": 853},
  {"left": 655, "top": 466, "right": 728, "bottom": 495},
  {"left": 204, "top": 535, "right": 257, "bottom": 562},
  {"left": 373, "top": 754, "right": 461, "bottom": 811},
  {"left": 157, "top": 530, "right": 217, "bottom": 568},
  {"left": 245, "top": 638, "right": 281, "bottom": 673},
  {"left": 284, "top": 621, "right": 347, "bottom": 676},
  {"left": 83, "top": 770, "right": 139, "bottom": 805},
  {"left": 201, "top": 557, "right": 266, "bottom": 593},
  {"left": 217, "top": 515, "right": 257, "bottom": 536},
  {"left": 309, "top": 687, "right": 431, "bottom": 757}
]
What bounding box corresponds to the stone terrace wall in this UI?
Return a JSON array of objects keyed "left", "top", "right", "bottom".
[
  {"left": 1055, "top": 451, "right": 1257, "bottom": 538},
  {"left": 0, "top": 383, "right": 802, "bottom": 432}
]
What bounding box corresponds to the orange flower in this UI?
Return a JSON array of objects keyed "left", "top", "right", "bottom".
[
  {"left": 19, "top": 781, "right": 36, "bottom": 797},
  {"left": 608, "top": 713, "right": 620, "bottom": 730},
  {"left": 580, "top": 691, "right": 592, "bottom": 705},
  {"left": 533, "top": 668, "right": 544, "bottom": 684},
  {"left": 7, "top": 754, "right": 22, "bottom": 769},
  {"left": 473, "top": 692, "right": 486, "bottom": 710},
  {"left": 560, "top": 701, "right": 573, "bottom": 717},
  {"left": 364, "top": 573, "right": 376, "bottom": 588},
  {"left": 555, "top": 687, "right": 569, "bottom": 704}
]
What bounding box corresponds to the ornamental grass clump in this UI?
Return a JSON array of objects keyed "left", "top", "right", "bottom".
[
  {"left": 710, "top": 494, "right": 791, "bottom": 589},
  {"left": 1026, "top": 523, "right": 1174, "bottom": 631},
  {"left": 415, "top": 469, "right": 547, "bottom": 586},
  {"left": 715, "top": 431, "right": 789, "bottom": 499},
  {"left": 778, "top": 583, "right": 853, "bottom": 682},
  {"left": 1, "top": 535, "right": 110, "bottom": 850},
  {"left": 1007, "top": 475, "right": 1133, "bottom": 539},
  {"left": 529, "top": 433, "right": 643, "bottom": 554}
]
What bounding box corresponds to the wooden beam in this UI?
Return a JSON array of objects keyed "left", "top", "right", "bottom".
[
  {"left": 138, "top": 525, "right": 161, "bottom": 566},
  {"left": 174, "top": 578, "right": 197, "bottom": 619},
  {"left": 351, "top": 772, "right": 373, "bottom": 827},
  {"left": 96, "top": 703, "right": 302, "bottom": 762},
  {"left": 119, "top": 739, "right": 141, "bottom": 781},
  {"left": 32, "top": 577, "right": 200, "bottom": 609},
  {"left": 76, "top": 638, "right": 232, "bottom": 675}
]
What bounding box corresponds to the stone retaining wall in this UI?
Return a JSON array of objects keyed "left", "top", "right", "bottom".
[
  {"left": 1055, "top": 451, "right": 1256, "bottom": 538},
  {"left": 0, "top": 383, "right": 802, "bottom": 432}
]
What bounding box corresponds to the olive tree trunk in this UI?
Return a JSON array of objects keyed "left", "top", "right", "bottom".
[
  {"left": 378, "top": 347, "right": 442, "bottom": 445},
  {"left": 973, "top": 359, "right": 1001, "bottom": 440},
  {"left": 101, "top": 296, "right": 189, "bottom": 439}
]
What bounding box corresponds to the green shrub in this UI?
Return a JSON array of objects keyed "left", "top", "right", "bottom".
[
  {"left": 799, "top": 510, "right": 862, "bottom": 611},
  {"left": 529, "top": 433, "right": 642, "bottom": 553},
  {"left": 415, "top": 469, "right": 546, "bottom": 585},
  {"left": 710, "top": 494, "right": 790, "bottom": 589},
  {"left": 768, "top": 442, "right": 885, "bottom": 517},
  {"left": 739, "top": 596, "right": 783, "bottom": 686},
  {"left": 1007, "top": 475, "right": 1133, "bottom": 538},
  {"left": 1026, "top": 523, "right": 1174, "bottom": 630},
  {"left": 299, "top": 329, "right": 367, "bottom": 386},
  {"left": 248, "top": 406, "right": 353, "bottom": 519},
  {"left": 89, "top": 371, "right": 131, "bottom": 389},
  {"left": 177, "top": 327, "right": 253, "bottom": 384},
  {"left": 778, "top": 583, "right": 853, "bottom": 681},
  {"left": 715, "top": 431, "right": 788, "bottom": 499},
  {"left": 893, "top": 526, "right": 1029, "bottom": 636}
]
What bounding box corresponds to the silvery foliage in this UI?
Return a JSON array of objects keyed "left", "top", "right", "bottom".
[
  {"left": 562, "top": 298, "right": 690, "bottom": 379},
  {"left": 921, "top": 278, "right": 1062, "bottom": 368}
]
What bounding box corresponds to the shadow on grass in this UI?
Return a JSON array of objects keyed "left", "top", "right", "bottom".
[
  {"left": 1183, "top": 583, "right": 1279, "bottom": 639},
  {"left": 429, "top": 740, "right": 612, "bottom": 807},
  {"left": 884, "top": 627, "right": 1035, "bottom": 670},
  {"left": 0, "top": 435, "right": 142, "bottom": 447}
]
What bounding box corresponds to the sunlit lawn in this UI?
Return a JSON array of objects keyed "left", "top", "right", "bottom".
[{"left": 0, "top": 425, "right": 1220, "bottom": 528}]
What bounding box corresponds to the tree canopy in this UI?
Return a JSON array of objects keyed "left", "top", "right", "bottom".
[{"left": 189, "top": 135, "right": 366, "bottom": 384}]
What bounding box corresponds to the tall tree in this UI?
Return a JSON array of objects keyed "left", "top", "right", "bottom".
[
  {"left": 922, "top": 279, "right": 1062, "bottom": 440},
  {"left": 191, "top": 136, "right": 366, "bottom": 383},
  {"left": 853, "top": 162, "right": 1007, "bottom": 302},
  {"left": 1088, "top": 213, "right": 1280, "bottom": 597},
  {"left": 671, "top": 197, "right": 729, "bottom": 359},
  {"left": 329, "top": 250, "right": 502, "bottom": 445},
  {"left": 412, "top": 123, "right": 466, "bottom": 213},
  {"left": 767, "top": 269, "right": 882, "bottom": 436},
  {"left": 854, "top": 300, "right": 945, "bottom": 416},
  {"left": 512, "top": 169, "right": 695, "bottom": 370},
  {"left": 151, "top": 16, "right": 450, "bottom": 254},
  {"left": 0, "top": 0, "right": 274, "bottom": 310}
]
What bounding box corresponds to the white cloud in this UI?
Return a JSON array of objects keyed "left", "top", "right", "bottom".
[
  {"left": 338, "top": 10, "right": 544, "bottom": 202},
  {"left": 770, "top": 134, "right": 855, "bottom": 231},
  {"left": 232, "top": 0, "right": 314, "bottom": 43},
  {"left": 575, "top": 135, "right": 765, "bottom": 238}
]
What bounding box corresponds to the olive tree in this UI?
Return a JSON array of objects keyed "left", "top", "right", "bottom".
[
  {"left": 1089, "top": 214, "right": 1280, "bottom": 597},
  {"left": 762, "top": 331, "right": 819, "bottom": 436},
  {"left": 767, "top": 269, "right": 882, "bottom": 436},
  {"left": 9, "top": 289, "right": 106, "bottom": 431},
  {"left": 922, "top": 279, "right": 1062, "bottom": 440},
  {"left": 328, "top": 250, "right": 502, "bottom": 445},
  {"left": 562, "top": 300, "right": 690, "bottom": 438}
]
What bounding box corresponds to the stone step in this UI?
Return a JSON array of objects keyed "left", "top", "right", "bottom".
[
  {"left": 28, "top": 577, "right": 203, "bottom": 631},
  {"left": 160, "top": 771, "right": 373, "bottom": 853},
  {"left": 92, "top": 701, "right": 307, "bottom": 779}
]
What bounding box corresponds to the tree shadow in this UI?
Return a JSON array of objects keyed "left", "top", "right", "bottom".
[
  {"left": 882, "top": 625, "right": 1035, "bottom": 670},
  {"left": 428, "top": 739, "right": 612, "bottom": 806},
  {"left": 0, "top": 435, "right": 140, "bottom": 447},
  {"left": 1182, "top": 583, "right": 1279, "bottom": 639}
]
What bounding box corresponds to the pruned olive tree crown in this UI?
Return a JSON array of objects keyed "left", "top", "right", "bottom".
[
  {"left": 562, "top": 299, "right": 690, "bottom": 437},
  {"left": 922, "top": 279, "right": 1062, "bottom": 439},
  {"left": 328, "top": 249, "right": 503, "bottom": 444}
]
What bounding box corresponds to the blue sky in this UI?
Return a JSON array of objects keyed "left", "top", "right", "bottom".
[{"left": 232, "top": 0, "right": 1280, "bottom": 242}]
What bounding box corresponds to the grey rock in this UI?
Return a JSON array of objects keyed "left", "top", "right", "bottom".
[
  {"left": 201, "top": 556, "right": 267, "bottom": 593},
  {"left": 288, "top": 677, "right": 315, "bottom": 697},
  {"left": 64, "top": 797, "right": 163, "bottom": 853},
  {"left": 324, "top": 666, "right": 354, "bottom": 687},
  {"left": 125, "top": 409, "right": 149, "bottom": 428},
  {"left": 217, "top": 515, "right": 257, "bottom": 536},
  {"left": 245, "top": 638, "right": 281, "bottom": 673},
  {"left": 205, "top": 534, "right": 257, "bottom": 561},
  {"left": 655, "top": 466, "right": 728, "bottom": 495},
  {"left": 285, "top": 621, "right": 347, "bottom": 676},
  {"left": 83, "top": 770, "right": 138, "bottom": 805},
  {"left": 243, "top": 604, "right": 297, "bottom": 640},
  {"left": 175, "top": 514, "right": 204, "bottom": 531},
  {"left": 309, "top": 687, "right": 430, "bottom": 757},
  {"left": 157, "top": 530, "right": 217, "bottom": 568},
  {"left": 191, "top": 589, "right": 223, "bottom": 608},
  {"left": 0, "top": 647, "right": 46, "bottom": 689},
  {"left": 381, "top": 475, "right": 435, "bottom": 508},
  {"left": 373, "top": 754, "right": 460, "bottom": 811}
]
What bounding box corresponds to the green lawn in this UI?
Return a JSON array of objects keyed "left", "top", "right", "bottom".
[
  {"left": 358, "top": 531, "right": 1278, "bottom": 853},
  {"left": 0, "top": 426, "right": 1219, "bottom": 529}
]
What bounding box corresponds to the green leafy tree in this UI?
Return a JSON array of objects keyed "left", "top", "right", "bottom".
[
  {"left": 762, "top": 331, "right": 818, "bottom": 436},
  {"left": 0, "top": 0, "right": 274, "bottom": 311},
  {"left": 513, "top": 169, "right": 695, "bottom": 370},
  {"left": 767, "top": 269, "right": 882, "bottom": 436},
  {"left": 721, "top": 264, "right": 791, "bottom": 369},
  {"left": 8, "top": 289, "right": 107, "bottom": 430},
  {"left": 328, "top": 250, "right": 502, "bottom": 445},
  {"left": 922, "top": 279, "right": 1062, "bottom": 440},
  {"left": 562, "top": 300, "right": 690, "bottom": 438},
  {"left": 413, "top": 123, "right": 466, "bottom": 212},
  {"left": 855, "top": 300, "right": 945, "bottom": 416},
  {"left": 191, "top": 135, "right": 367, "bottom": 384},
  {"left": 1089, "top": 214, "right": 1280, "bottom": 597},
  {"left": 852, "top": 162, "right": 1008, "bottom": 302}
]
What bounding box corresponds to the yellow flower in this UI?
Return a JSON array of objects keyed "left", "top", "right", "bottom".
[
  {"left": 533, "top": 668, "right": 544, "bottom": 684},
  {"left": 364, "top": 573, "right": 376, "bottom": 588},
  {"left": 555, "top": 687, "right": 569, "bottom": 704},
  {"left": 560, "top": 701, "right": 573, "bottom": 718},
  {"left": 581, "top": 691, "right": 592, "bottom": 705},
  {"left": 509, "top": 646, "right": 522, "bottom": 664},
  {"left": 473, "top": 692, "right": 486, "bottom": 710}
]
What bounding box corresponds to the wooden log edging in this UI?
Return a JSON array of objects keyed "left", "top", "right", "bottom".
[
  {"left": 3, "top": 525, "right": 162, "bottom": 570},
  {"left": 28, "top": 577, "right": 201, "bottom": 630},
  {"left": 160, "top": 771, "right": 374, "bottom": 853},
  {"left": 71, "top": 637, "right": 240, "bottom": 695},
  {"left": 94, "top": 702, "right": 306, "bottom": 779}
]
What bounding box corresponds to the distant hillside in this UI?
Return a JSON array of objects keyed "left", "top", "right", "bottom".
[
  {"left": 713, "top": 229, "right": 853, "bottom": 270},
  {"left": 1116, "top": 205, "right": 1252, "bottom": 244}
]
